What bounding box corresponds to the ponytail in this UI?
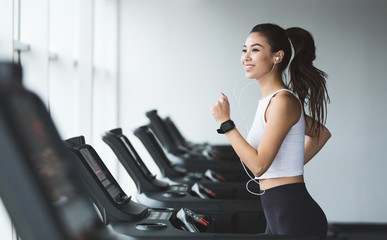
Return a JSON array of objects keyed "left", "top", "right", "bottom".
[{"left": 286, "top": 27, "right": 330, "bottom": 133}]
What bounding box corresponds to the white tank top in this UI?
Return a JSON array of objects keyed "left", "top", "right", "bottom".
[{"left": 246, "top": 89, "right": 305, "bottom": 179}]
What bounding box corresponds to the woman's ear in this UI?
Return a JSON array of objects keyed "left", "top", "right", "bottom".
[{"left": 274, "top": 50, "right": 284, "bottom": 64}]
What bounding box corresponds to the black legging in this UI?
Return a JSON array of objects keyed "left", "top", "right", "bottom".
[{"left": 261, "top": 182, "right": 327, "bottom": 240}]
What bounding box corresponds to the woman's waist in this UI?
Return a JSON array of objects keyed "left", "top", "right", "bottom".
[{"left": 259, "top": 175, "right": 304, "bottom": 190}]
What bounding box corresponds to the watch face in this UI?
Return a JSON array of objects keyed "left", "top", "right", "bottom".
[
  {"left": 221, "top": 120, "right": 235, "bottom": 132},
  {"left": 218, "top": 120, "right": 234, "bottom": 134},
  {"left": 223, "top": 122, "right": 232, "bottom": 129}
]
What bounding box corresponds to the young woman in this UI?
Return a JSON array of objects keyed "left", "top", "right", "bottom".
[{"left": 211, "top": 23, "right": 331, "bottom": 239}]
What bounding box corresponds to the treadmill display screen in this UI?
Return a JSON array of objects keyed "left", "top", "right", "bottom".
[{"left": 79, "top": 148, "right": 129, "bottom": 205}]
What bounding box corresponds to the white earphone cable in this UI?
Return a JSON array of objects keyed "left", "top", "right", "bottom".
[{"left": 232, "top": 73, "right": 274, "bottom": 196}]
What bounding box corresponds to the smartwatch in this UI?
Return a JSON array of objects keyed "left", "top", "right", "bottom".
[{"left": 217, "top": 120, "right": 235, "bottom": 134}]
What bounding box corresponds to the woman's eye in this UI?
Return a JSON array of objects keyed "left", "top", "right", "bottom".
[
  {"left": 242, "top": 49, "right": 247, "bottom": 53},
  {"left": 252, "top": 49, "right": 259, "bottom": 52}
]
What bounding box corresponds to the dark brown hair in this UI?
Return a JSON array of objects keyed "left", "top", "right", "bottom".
[{"left": 250, "top": 23, "right": 330, "bottom": 133}]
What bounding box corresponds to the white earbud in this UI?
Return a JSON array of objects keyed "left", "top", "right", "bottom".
[{"left": 275, "top": 56, "right": 280, "bottom": 62}]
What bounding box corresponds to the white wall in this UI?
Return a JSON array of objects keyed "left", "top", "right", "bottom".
[
  {"left": 0, "top": 0, "right": 13, "bottom": 60},
  {"left": 119, "top": 0, "right": 387, "bottom": 223}
]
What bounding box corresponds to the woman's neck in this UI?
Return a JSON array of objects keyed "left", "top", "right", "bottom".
[{"left": 257, "top": 72, "right": 287, "bottom": 99}]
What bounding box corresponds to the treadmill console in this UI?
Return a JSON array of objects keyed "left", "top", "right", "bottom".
[{"left": 79, "top": 147, "right": 130, "bottom": 205}]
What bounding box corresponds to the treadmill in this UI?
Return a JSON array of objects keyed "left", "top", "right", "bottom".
[
  {"left": 0, "top": 62, "right": 322, "bottom": 239},
  {"left": 101, "top": 129, "right": 262, "bottom": 210},
  {"left": 145, "top": 109, "right": 248, "bottom": 177},
  {"left": 133, "top": 125, "right": 258, "bottom": 193}
]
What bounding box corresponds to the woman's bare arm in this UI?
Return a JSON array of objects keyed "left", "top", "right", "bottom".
[
  {"left": 304, "top": 115, "right": 331, "bottom": 165},
  {"left": 211, "top": 92, "right": 300, "bottom": 177}
]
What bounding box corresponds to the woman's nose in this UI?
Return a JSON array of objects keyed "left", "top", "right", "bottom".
[{"left": 242, "top": 52, "right": 251, "bottom": 62}]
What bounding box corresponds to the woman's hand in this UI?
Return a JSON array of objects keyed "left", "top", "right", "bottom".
[{"left": 210, "top": 93, "right": 231, "bottom": 124}]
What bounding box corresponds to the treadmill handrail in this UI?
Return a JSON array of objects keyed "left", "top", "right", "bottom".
[
  {"left": 102, "top": 128, "right": 170, "bottom": 193},
  {"left": 134, "top": 125, "right": 187, "bottom": 179},
  {"left": 146, "top": 109, "right": 183, "bottom": 154}
]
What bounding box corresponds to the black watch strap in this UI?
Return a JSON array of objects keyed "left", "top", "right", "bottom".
[{"left": 217, "top": 120, "right": 235, "bottom": 134}]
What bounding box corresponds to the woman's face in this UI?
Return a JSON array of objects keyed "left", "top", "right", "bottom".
[{"left": 241, "top": 32, "right": 276, "bottom": 80}]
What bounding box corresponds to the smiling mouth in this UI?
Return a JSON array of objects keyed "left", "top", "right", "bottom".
[{"left": 244, "top": 65, "right": 254, "bottom": 71}]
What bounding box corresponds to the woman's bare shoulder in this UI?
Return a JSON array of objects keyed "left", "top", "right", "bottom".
[{"left": 268, "top": 91, "right": 301, "bottom": 124}]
